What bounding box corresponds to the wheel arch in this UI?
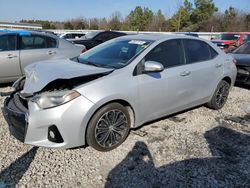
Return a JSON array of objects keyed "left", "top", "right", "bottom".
[
  {"left": 222, "top": 76, "right": 232, "bottom": 85},
  {"left": 84, "top": 99, "right": 136, "bottom": 144}
]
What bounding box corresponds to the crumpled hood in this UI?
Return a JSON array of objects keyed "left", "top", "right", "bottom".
[
  {"left": 22, "top": 59, "right": 113, "bottom": 95},
  {"left": 229, "top": 53, "right": 250, "bottom": 66}
]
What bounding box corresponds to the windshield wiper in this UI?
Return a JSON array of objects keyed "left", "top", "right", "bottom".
[{"left": 84, "top": 61, "right": 103, "bottom": 67}]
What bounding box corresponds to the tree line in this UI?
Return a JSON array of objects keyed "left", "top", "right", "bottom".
[{"left": 21, "top": 0, "right": 250, "bottom": 32}]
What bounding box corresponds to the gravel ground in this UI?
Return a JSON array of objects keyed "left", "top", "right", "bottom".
[{"left": 0, "top": 85, "right": 250, "bottom": 188}]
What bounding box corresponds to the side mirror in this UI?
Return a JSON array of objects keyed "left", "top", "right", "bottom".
[{"left": 144, "top": 61, "right": 164, "bottom": 73}]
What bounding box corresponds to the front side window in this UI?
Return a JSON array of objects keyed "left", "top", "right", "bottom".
[
  {"left": 0, "top": 35, "right": 17, "bottom": 51},
  {"left": 78, "top": 39, "right": 153, "bottom": 69},
  {"left": 145, "top": 39, "right": 184, "bottom": 68},
  {"left": 183, "top": 39, "right": 213, "bottom": 63}
]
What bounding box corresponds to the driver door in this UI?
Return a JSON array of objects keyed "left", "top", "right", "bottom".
[{"left": 136, "top": 39, "right": 193, "bottom": 122}]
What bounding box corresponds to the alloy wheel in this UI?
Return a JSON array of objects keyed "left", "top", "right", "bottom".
[
  {"left": 95, "top": 109, "right": 129, "bottom": 148},
  {"left": 215, "top": 82, "right": 229, "bottom": 108}
]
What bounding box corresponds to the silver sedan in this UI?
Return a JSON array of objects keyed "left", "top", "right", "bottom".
[
  {"left": 0, "top": 30, "right": 86, "bottom": 83},
  {"left": 2, "top": 34, "right": 237, "bottom": 151}
]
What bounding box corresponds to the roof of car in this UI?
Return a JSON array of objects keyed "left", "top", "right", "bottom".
[
  {"left": 0, "top": 29, "right": 57, "bottom": 38},
  {"left": 118, "top": 33, "right": 196, "bottom": 41},
  {"left": 0, "top": 29, "right": 32, "bottom": 36}
]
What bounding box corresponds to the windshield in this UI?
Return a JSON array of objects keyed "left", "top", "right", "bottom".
[
  {"left": 77, "top": 39, "right": 153, "bottom": 69},
  {"left": 219, "top": 34, "right": 240, "bottom": 40},
  {"left": 84, "top": 31, "right": 101, "bottom": 39},
  {"left": 233, "top": 42, "right": 250, "bottom": 54}
]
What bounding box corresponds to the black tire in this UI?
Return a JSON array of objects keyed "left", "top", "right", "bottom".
[
  {"left": 207, "top": 80, "right": 230, "bottom": 110},
  {"left": 86, "top": 103, "right": 131, "bottom": 152}
]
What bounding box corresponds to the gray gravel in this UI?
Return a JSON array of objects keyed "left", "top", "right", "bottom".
[{"left": 0, "top": 85, "right": 250, "bottom": 188}]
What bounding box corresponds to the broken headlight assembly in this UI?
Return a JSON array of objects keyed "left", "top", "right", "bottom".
[{"left": 32, "top": 90, "right": 81, "bottom": 109}]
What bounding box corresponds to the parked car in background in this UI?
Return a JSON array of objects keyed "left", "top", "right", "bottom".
[
  {"left": 2, "top": 34, "right": 236, "bottom": 151},
  {"left": 59, "top": 32, "right": 86, "bottom": 40},
  {"left": 0, "top": 30, "right": 86, "bottom": 83},
  {"left": 229, "top": 41, "right": 250, "bottom": 85},
  {"left": 72, "top": 30, "right": 127, "bottom": 50},
  {"left": 211, "top": 32, "right": 250, "bottom": 50}
]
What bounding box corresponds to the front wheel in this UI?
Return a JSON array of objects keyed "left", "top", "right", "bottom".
[
  {"left": 207, "top": 80, "right": 230, "bottom": 110},
  {"left": 86, "top": 103, "right": 131, "bottom": 152}
]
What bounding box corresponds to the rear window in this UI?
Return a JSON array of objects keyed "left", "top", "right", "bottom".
[
  {"left": 233, "top": 42, "right": 250, "bottom": 54},
  {"left": 0, "top": 35, "right": 17, "bottom": 51},
  {"left": 220, "top": 34, "right": 240, "bottom": 40}
]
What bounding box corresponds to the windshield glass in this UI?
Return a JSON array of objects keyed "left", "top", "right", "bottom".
[
  {"left": 233, "top": 42, "right": 250, "bottom": 54},
  {"left": 84, "top": 31, "right": 101, "bottom": 39},
  {"left": 219, "top": 34, "right": 240, "bottom": 40},
  {"left": 77, "top": 39, "right": 153, "bottom": 69}
]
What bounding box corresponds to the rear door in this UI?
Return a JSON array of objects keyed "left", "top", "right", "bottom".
[
  {"left": 19, "top": 34, "right": 58, "bottom": 71},
  {"left": 183, "top": 39, "right": 223, "bottom": 102},
  {"left": 137, "top": 39, "right": 193, "bottom": 122},
  {"left": 0, "top": 34, "right": 22, "bottom": 79}
]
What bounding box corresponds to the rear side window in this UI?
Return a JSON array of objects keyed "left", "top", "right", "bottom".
[
  {"left": 21, "top": 35, "right": 57, "bottom": 49},
  {"left": 46, "top": 37, "right": 57, "bottom": 48},
  {"left": 145, "top": 39, "right": 184, "bottom": 68},
  {"left": 183, "top": 39, "right": 217, "bottom": 63},
  {"left": 21, "top": 35, "right": 46, "bottom": 49},
  {"left": 0, "top": 35, "right": 17, "bottom": 51}
]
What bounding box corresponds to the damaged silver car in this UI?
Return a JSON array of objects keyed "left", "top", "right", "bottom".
[{"left": 2, "top": 34, "right": 237, "bottom": 151}]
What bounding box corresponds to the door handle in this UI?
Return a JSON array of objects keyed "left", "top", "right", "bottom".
[
  {"left": 7, "top": 54, "right": 17, "bottom": 59},
  {"left": 47, "top": 51, "right": 56, "bottom": 55},
  {"left": 180, "top": 71, "right": 191, "bottom": 76},
  {"left": 215, "top": 63, "right": 222, "bottom": 68}
]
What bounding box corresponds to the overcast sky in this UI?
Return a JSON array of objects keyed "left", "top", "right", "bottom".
[{"left": 1, "top": 0, "right": 250, "bottom": 22}]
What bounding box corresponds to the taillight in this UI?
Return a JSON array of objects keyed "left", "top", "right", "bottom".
[{"left": 81, "top": 48, "right": 87, "bottom": 53}]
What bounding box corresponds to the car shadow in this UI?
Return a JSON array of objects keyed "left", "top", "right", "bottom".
[
  {"left": 235, "top": 83, "right": 250, "bottom": 90},
  {"left": 0, "top": 83, "right": 12, "bottom": 89},
  {"left": 105, "top": 126, "right": 250, "bottom": 187},
  {"left": 0, "top": 147, "right": 38, "bottom": 187}
]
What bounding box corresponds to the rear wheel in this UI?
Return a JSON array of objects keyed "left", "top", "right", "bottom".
[
  {"left": 207, "top": 80, "right": 230, "bottom": 110},
  {"left": 86, "top": 103, "right": 130, "bottom": 152}
]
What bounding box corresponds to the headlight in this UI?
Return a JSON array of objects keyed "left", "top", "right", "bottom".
[{"left": 32, "top": 90, "right": 80, "bottom": 109}]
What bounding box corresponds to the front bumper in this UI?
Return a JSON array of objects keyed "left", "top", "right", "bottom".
[
  {"left": 2, "top": 96, "right": 28, "bottom": 142},
  {"left": 236, "top": 67, "right": 250, "bottom": 85},
  {"left": 2, "top": 93, "right": 95, "bottom": 149}
]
